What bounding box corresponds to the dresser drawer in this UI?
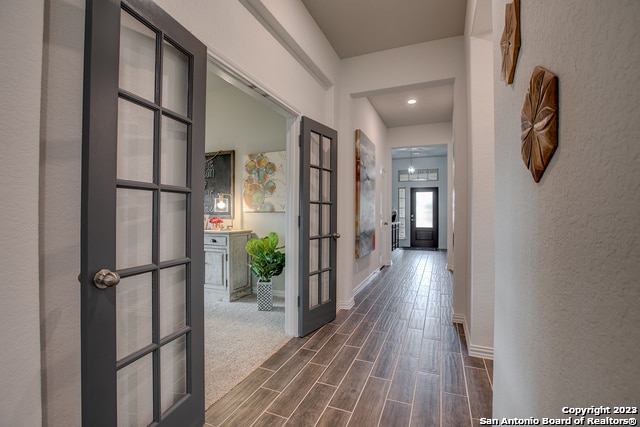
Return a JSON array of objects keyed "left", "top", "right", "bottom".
[{"left": 204, "top": 235, "right": 227, "bottom": 247}]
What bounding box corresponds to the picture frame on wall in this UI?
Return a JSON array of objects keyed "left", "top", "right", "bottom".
[{"left": 204, "top": 150, "right": 234, "bottom": 219}]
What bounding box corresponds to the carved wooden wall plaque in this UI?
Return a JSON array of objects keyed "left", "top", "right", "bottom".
[
  {"left": 521, "top": 66, "right": 559, "bottom": 183},
  {"left": 500, "top": 0, "right": 521, "bottom": 84}
]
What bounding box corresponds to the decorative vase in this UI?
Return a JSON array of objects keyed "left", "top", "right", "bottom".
[{"left": 256, "top": 280, "right": 273, "bottom": 311}]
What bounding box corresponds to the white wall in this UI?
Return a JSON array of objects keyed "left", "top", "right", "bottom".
[
  {"left": 493, "top": 0, "right": 640, "bottom": 417},
  {"left": 0, "top": 1, "right": 45, "bottom": 425},
  {"left": 465, "top": 5, "right": 495, "bottom": 355}
]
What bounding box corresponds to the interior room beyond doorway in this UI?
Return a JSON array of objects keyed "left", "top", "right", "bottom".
[{"left": 203, "top": 62, "right": 291, "bottom": 409}]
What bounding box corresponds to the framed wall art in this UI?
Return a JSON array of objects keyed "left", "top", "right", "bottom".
[
  {"left": 204, "top": 150, "right": 234, "bottom": 218},
  {"left": 355, "top": 129, "right": 376, "bottom": 258},
  {"left": 242, "top": 151, "right": 287, "bottom": 213}
]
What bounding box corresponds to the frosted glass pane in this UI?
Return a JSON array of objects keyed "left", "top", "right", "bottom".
[
  {"left": 117, "top": 99, "right": 154, "bottom": 183},
  {"left": 310, "top": 204, "right": 319, "bottom": 237},
  {"left": 322, "top": 205, "right": 331, "bottom": 235},
  {"left": 162, "top": 41, "right": 188, "bottom": 116},
  {"left": 161, "top": 336, "right": 186, "bottom": 413},
  {"left": 117, "top": 354, "right": 153, "bottom": 427},
  {"left": 416, "top": 192, "right": 434, "bottom": 228},
  {"left": 310, "top": 132, "right": 320, "bottom": 166},
  {"left": 159, "top": 265, "right": 186, "bottom": 338},
  {"left": 321, "top": 272, "right": 330, "bottom": 304},
  {"left": 322, "top": 136, "right": 331, "bottom": 168},
  {"left": 322, "top": 170, "right": 331, "bottom": 202},
  {"left": 309, "top": 239, "right": 318, "bottom": 272},
  {"left": 161, "top": 116, "right": 187, "bottom": 186},
  {"left": 119, "top": 10, "right": 156, "bottom": 101},
  {"left": 310, "top": 168, "right": 319, "bottom": 202},
  {"left": 116, "top": 273, "right": 152, "bottom": 360},
  {"left": 322, "top": 238, "right": 330, "bottom": 269},
  {"left": 160, "top": 192, "right": 186, "bottom": 261},
  {"left": 116, "top": 189, "right": 153, "bottom": 270},
  {"left": 309, "top": 274, "right": 318, "bottom": 308}
]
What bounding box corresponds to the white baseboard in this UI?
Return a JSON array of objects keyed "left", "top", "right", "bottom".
[
  {"left": 337, "top": 267, "right": 381, "bottom": 311},
  {"left": 451, "top": 313, "right": 494, "bottom": 360},
  {"left": 337, "top": 298, "right": 355, "bottom": 311},
  {"left": 353, "top": 267, "right": 381, "bottom": 296},
  {"left": 468, "top": 344, "right": 494, "bottom": 359}
]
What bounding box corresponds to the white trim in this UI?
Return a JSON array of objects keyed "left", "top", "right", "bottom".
[
  {"left": 353, "top": 268, "right": 382, "bottom": 296},
  {"left": 336, "top": 268, "right": 381, "bottom": 312},
  {"left": 337, "top": 298, "right": 355, "bottom": 311},
  {"left": 452, "top": 312, "right": 466, "bottom": 325},
  {"left": 468, "top": 344, "right": 494, "bottom": 360},
  {"left": 452, "top": 313, "right": 494, "bottom": 360}
]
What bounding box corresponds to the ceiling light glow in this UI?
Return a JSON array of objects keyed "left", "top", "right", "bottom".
[{"left": 407, "top": 99, "right": 417, "bottom": 105}]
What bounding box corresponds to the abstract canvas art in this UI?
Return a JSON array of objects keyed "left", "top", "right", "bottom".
[
  {"left": 242, "top": 151, "right": 287, "bottom": 212},
  {"left": 355, "top": 130, "right": 376, "bottom": 258}
]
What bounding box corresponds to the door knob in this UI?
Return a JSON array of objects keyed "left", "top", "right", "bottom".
[
  {"left": 93, "top": 269, "right": 121, "bottom": 289},
  {"left": 332, "top": 232, "right": 341, "bottom": 239}
]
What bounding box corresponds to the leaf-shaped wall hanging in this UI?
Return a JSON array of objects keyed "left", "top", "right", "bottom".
[
  {"left": 500, "top": 0, "right": 521, "bottom": 84},
  {"left": 521, "top": 66, "right": 559, "bottom": 183}
]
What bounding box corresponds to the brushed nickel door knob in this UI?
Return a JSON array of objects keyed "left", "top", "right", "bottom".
[{"left": 93, "top": 269, "right": 121, "bottom": 289}]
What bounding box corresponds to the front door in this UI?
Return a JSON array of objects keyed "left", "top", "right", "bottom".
[
  {"left": 299, "top": 117, "right": 339, "bottom": 336},
  {"left": 410, "top": 187, "right": 438, "bottom": 249},
  {"left": 80, "top": 1, "right": 206, "bottom": 426}
]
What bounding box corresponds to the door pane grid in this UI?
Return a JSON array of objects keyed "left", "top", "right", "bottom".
[{"left": 117, "top": 7, "right": 193, "bottom": 423}]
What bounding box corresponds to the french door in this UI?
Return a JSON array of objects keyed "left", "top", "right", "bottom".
[
  {"left": 80, "top": 1, "right": 206, "bottom": 426},
  {"left": 410, "top": 187, "right": 439, "bottom": 248},
  {"left": 299, "top": 117, "right": 339, "bottom": 336}
]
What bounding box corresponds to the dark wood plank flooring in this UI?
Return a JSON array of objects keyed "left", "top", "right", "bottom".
[{"left": 205, "top": 249, "right": 492, "bottom": 426}]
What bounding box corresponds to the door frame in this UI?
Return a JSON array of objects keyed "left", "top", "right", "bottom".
[
  {"left": 205, "top": 54, "right": 301, "bottom": 336},
  {"left": 410, "top": 186, "right": 439, "bottom": 248}
]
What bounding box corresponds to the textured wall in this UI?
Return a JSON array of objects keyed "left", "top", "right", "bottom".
[
  {"left": 0, "top": 0, "right": 44, "bottom": 425},
  {"left": 493, "top": 0, "right": 640, "bottom": 417}
]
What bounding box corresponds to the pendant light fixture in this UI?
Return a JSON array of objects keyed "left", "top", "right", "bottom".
[{"left": 408, "top": 147, "right": 415, "bottom": 174}]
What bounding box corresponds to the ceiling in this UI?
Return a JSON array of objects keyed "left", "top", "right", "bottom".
[{"left": 302, "top": 0, "right": 467, "bottom": 157}]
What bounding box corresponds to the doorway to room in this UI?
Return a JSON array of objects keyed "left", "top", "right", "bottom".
[{"left": 203, "top": 59, "right": 297, "bottom": 409}]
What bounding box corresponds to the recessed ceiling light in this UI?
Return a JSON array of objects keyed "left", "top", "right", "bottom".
[{"left": 407, "top": 99, "right": 417, "bottom": 105}]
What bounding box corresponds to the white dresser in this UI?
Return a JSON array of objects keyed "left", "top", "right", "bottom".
[{"left": 204, "top": 230, "right": 252, "bottom": 301}]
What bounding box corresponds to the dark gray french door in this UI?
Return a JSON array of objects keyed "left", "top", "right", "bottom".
[
  {"left": 80, "top": 0, "right": 206, "bottom": 426},
  {"left": 410, "top": 187, "right": 439, "bottom": 248},
  {"left": 299, "top": 117, "right": 339, "bottom": 336}
]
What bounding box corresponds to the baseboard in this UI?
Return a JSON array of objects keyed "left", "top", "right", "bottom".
[
  {"left": 468, "top": 344, "right": 494, "bottom": 359},
  {"left": 337, "top": 267, "right": 381, "bottom": 311},
  {"left": 353, "top": 267, "right": 381, "bottom": 296},
  {"left": 451, "top": 313, "right": 494, "bottom": 360},
  {"left": 337, "top": 298, "right": 355, "bottom": 311}
]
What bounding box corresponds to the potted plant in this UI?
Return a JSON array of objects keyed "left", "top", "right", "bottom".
[{"left": 245, "top": 232, "right": 285, "bottom": 311}]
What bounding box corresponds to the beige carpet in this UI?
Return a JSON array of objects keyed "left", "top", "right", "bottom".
[{"left": 204, "top": 291, "right": 291, "bottom": 410}]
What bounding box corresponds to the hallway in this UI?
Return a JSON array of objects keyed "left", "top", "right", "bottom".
[{"left": 204, "top": 249, "right": 493, "bottom": 426}]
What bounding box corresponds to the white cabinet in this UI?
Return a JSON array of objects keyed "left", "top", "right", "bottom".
[{"left": 204, "top": 230, "right": 252, "bottom": 301}]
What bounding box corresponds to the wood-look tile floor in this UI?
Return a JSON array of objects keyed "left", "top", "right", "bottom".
[{"left": 204, "top": 249, "right": 493, "bottom": 427}]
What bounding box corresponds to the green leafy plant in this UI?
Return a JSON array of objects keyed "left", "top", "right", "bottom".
[{"left": 245, "top": 232, "right": 285, "bottom": 282}]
